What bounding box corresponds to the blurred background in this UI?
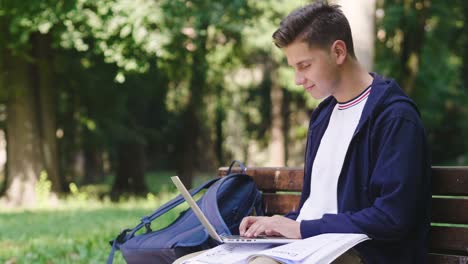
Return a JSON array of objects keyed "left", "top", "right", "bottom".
[{"left": 1, "top": 0, "right": 468, "bottom": 262}]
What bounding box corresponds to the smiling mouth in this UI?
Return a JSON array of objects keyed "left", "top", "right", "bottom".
[{"left": 305, "top": 84, "right": 315, "bottom": 91}]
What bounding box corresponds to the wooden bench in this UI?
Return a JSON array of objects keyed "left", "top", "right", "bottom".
[{"left": 218, "top": 166, "right": 468, "bottom": 264}]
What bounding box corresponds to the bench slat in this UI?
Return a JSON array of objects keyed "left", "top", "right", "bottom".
[
  {"left": 429, "top": 253, "right": 468, "bottom": 264},
  {"left": 432, "top": 198, "right": 468, "bottom": 224},
  {"left": 219, "top": 167, "right": 303, "bottom": 192},
  {"left": 263, "top": 193, "right": 300, "bottom": 215},
  {"left": 258, "top": 194, "right": 468, "bottom": 225},
  {"left": 220, "top": 166, "right": 468, "bottom": 196},
  {"left": 260, "top": 196, "right": 468, "bottom": 255},
  {"left": 430, "top": 226, "right": 468, "bottom": 254},
  {"left": 259, "top": 194, "right": 468, "bottom": 256},
  {"left": 432, "top": 166, "right": 468, "bottom": 195}
]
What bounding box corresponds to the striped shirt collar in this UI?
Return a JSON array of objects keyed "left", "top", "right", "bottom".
[{"left": 337, "top": 85, "right": 372, "bottom": 110}]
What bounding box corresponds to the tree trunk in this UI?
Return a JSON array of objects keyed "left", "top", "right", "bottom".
[
  {"left": 458, "top": 0, "right": 468, "bottom": 94},
  {"left": 0, "top": 128, "right": 7, "bottom": 196},
  {"left": 82, "top": 125, "right": 103, "bottom": 184},
  {"left": 31, "top": 33, "right": 62, "bottom": 193},
  {"left": 111, "top": 140, "right": 147, "bottom": 198},
  {"left": 269, "top": 69, "right": 285, "bottom": 166},
  {"left": 176, "top": 29, "right": 208, "bottom": 188},
  {"left": 83, "top": 138, "right": 104, "bottom": 184},
  {"left": 177, "top": 98, "right": 198, "bottom": 189},
  {"left": 59, "top": 83, "right": 84, "bottom": 188},
  {"left": 399, "top": 1, "right": 429, "bottom": 95},
  {"left": 0, "top": 15, "right": 7, "bottom": 196},
  {"left": 0, "top": 35, "right": 6, "bottom": 195},
  {"left": 332, "top": 0, "right": 376, "bottom": 71},
  {"left": 214, "top": 85, "right": 225, "bottom": 166},
  {"left": 1, "top": 49, "right": 42, "bottom": 207},
  {"left": 282, "top": 89, "right": 291, "bottom": 166}
]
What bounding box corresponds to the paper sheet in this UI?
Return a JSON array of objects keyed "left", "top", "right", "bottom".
[
  {"left": 183, "top": 243, "right": 274, "bottom": 264},
  {"left": 183, "top": 233, "right": 369, "bottom": 264},
  {"left": 248, "top": 233, "right": 369, "bottom": 264}
]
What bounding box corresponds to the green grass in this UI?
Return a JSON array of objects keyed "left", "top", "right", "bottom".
[
  {"left": 0, "top": 171, "right": 212, "bottom": 264},
  {"left": 0, "top": 207, "right": 151, "bottom": 263}
]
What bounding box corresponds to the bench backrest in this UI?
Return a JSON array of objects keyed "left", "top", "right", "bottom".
[{"left": 218, "top": 166, "right": 468, "bottom": 264}]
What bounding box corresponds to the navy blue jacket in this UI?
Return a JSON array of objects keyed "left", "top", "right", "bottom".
[{"left": 286, "top": 73, "right": 431, "bottom": 263}]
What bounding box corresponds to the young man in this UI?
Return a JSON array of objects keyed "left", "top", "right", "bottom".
[
  {"left": 239, "top": 2, "right": 431, "bottom": 264},
  {"left": 175, "top": 2, "right": 430, "bottom": 264}
]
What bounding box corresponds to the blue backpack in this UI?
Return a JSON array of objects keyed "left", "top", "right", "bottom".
[{"left": 107, "top": 161, "right": 263, "bottom": 264}]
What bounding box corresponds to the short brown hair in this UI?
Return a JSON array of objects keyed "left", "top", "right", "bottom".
[{"left": 272, "top": 2, "right": 355, "bottom": 58}]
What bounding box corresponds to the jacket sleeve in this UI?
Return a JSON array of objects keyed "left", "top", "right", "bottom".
[
  {"left": 285, "top": 210, "right": 300, "bottom": 220},
  {"left": 299, "top": 115, "right": 430, "bottom": 241}
]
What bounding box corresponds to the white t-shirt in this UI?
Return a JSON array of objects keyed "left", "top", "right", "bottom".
[{"left": 296, "top": 86, "right": 372, "bottom": 222}]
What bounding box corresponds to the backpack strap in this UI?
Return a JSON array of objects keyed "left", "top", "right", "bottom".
[
  {"left": 201, "top": 173, "right": 260, "bottom": 237},
  {"left": 227, "top": 160, "right": 247, "bottom": 174},
  {"left": 107, "top": 177, "right": 220, "bottom": 264},
  {"left": 253, "top": 190, "right": 264, "bottom": 216},
  {"left": 227, "top": 161, "right": 263, "bottom": 216}
]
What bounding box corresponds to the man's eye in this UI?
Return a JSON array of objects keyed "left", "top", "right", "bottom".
[{"left": 299, "top": 64, "right": 310, "bottom": 70}]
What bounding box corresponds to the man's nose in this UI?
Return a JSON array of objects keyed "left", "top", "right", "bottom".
[{"left": 295, "top": 72, "right": 306, "bottom": 85}]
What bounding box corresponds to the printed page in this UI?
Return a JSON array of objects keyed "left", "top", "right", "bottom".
[
  {"left": 247, "top": 233, "right": 369, "bottom": 264},
  {"left": 301, "top": 234, "right": 369, "bottom": 264},
  {"left": 183, "top": 243, "right": 275, "bottom": 264},
  {"left": 248, "top": 233, "right": 345, "bottom": 262}
]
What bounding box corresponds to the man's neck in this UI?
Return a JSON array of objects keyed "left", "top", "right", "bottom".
[{"left": 333, "top": 60, "right": 373, "bottom": 103}]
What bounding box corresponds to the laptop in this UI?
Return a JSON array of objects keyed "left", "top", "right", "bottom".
[{"left": 171, "top": 176, "right": 300, "bottom": 244}]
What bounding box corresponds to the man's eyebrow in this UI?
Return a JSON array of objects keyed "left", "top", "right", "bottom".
[
  {"left": 289, "top": 59, "right": 312, "bottom": 67},
  {"left": 293, "top": 59, "right": 312, "bottom": 67},
  {"left": 288, "top": 58, "right": 312, "bottom": 67}
]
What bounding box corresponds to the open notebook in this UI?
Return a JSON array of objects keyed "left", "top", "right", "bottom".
[{"left": 170, "top": 176, "right": 300, "bottom": 244}]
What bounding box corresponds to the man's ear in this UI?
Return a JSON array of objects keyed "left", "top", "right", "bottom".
[{"left": 330, "top": 40, "right": 347, "bottom": 65}]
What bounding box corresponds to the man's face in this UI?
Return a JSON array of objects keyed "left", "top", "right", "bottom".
[{"left": 284, "top": 41, "right": 339, "bottom": 100}]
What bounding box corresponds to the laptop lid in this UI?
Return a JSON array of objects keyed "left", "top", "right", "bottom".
[
  {"left": 171, "top": 176, "right": 300, "bottom": 244},
  {"left": 171, "top": 176, "right": 224, "bottom": 243}
]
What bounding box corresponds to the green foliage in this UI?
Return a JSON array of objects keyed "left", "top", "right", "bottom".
[
  {"left": 35, "top": 171, "right": 53, "bottom": 206},
  {"left": 1, "top": 0, "right": 320, "bottom": 175},
  {"left": 61, "top": 0, "right": 166, "bottom": 76},
  {"left": 1, "top": 0, "right": 74, "bottom": 51},
  {"left": 375, "top": 0, "right": 468, "bottom": 164},
  {"left": 213, "top": 0, "right": 318, "bottom": 158},
  {"left": 69, "top": 182, "right": 89, "bottom": 201}
]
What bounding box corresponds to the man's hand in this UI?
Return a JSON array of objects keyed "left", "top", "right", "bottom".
[{"left": 239, "top": 215, "right": 302, "bottom": 239}]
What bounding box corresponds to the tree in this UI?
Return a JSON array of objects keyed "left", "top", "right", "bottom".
[
  {"left": 228, "top": 0, "right": 313, "bottom": 167},
  {"left": 1, "top": 47, "right": 43, "bottom": 207},
  {"left": 331, "top": 0, "right": 376, "bottom": 71},
  {"left": 0, "top": 0, "right": 68, "bottom": 205},
  {"left": 157, "top": 0, "right": 264, "bottom": 187},
  {"left": 375, "top": 0, "right": 468, "bottom": 164},
  {"left": 31, "top": 33, "right": 61, "bottom": 194}
]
